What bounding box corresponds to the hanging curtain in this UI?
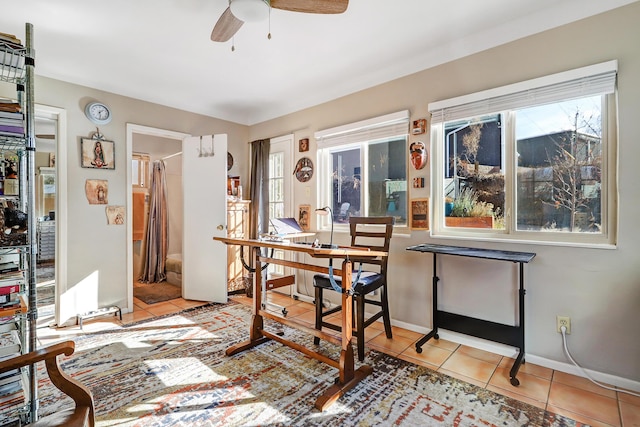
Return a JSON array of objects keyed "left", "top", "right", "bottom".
[
  {"left": 249, "top": 139, "right": 270, "bottom": 239},
  {"left": 139, "top": 160, "right": 168, "bottom": 283}
]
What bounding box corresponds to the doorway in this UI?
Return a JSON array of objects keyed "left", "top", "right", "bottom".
[
  {"left": 33, "top": 105, "right": 66, "bottom": 327},
  {"left": 126, "top": 125, "right": 189, "bottom": 310}
]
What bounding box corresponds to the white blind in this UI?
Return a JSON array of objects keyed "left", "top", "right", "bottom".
[
  {"left": 429, "top": 61, "right": 617, "bottom": 124},
  {"left": 315, "top": 110, "right": 410, "bottom": 148}
]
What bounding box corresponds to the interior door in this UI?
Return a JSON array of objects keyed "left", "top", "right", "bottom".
[{"left": 182, "top": 134, "right": 228, "bottom": 302}]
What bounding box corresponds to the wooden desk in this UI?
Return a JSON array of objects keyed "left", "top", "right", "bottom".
[
  {"left": 406, "top": 243, "right": 535, "bottom": 386},
  {"left": 214, "top": 237, "right": 387, "bottom": 410}
]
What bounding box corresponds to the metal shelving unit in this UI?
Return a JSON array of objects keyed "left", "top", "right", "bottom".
[{"left": 0, "top": 22, "right": 38, "bottom": 425}]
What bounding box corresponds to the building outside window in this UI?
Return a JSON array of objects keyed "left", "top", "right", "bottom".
[
  {"left": 316, "top": 111, "right": 409, "bottom": 227},
  {"left": 430, "top": 61, "right": 617, "bottom": 246}
]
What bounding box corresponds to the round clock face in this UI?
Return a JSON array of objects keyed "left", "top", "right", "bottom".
[{"left": 85, "top": 102, "right": 112, "bottom": 125}]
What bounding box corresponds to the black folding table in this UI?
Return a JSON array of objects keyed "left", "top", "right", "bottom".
[{"left": 406, "top": 243, "right": 536, "bottom": 386}]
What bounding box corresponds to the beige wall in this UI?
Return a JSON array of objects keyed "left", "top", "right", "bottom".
[
  {"left": 249, "top": 3, "right": 640, "bottom": 384},
  {"left": 0, "top": 76, "right": 251, "bottom": 323}
]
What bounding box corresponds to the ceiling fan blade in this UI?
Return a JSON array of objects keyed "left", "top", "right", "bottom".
[
  {"left": 271, "top": 0, "right": 348, "bottom": 14},
  {"left": 211, "top": 7, "right": 244, "bottom": 42}
]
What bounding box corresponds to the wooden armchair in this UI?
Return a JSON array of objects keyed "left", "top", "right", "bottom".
[{"left": 0, "top": 341, "right": 95, "bottom": 427}]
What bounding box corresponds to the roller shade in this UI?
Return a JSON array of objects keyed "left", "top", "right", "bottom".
[
  {"left": 430, "top": 60, "right": 617, "bottom": 124},
  {"left": 315, "top": 110, "right": 410, "bottom": 148}
]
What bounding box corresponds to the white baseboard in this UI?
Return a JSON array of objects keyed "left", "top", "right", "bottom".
[
  {"left": 392, "top": 319, "right": 640, "bottom": 393},
  {"left": 292, "top": 292, "right": 640, "bottom": 393}
]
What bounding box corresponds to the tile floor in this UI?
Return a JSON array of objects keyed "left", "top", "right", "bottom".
[{"left": 38, "top": 291, "right": 640, "bottom": 427}]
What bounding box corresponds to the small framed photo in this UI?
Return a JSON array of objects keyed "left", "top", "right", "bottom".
[
  {"left": 298, "top": 204, "right": 310, "bottom": 231},
  {"left": 410, "top": 198, "right": 429, "bottom": 230},
  {"left": 412, "top": 119, "right": 426, "bottom": 135},
  {"left": 299, "top": 138, "right": 309, "bottom": 152},
  {"left": 81, "top": 138, "right": 115, "bottom": 169}
]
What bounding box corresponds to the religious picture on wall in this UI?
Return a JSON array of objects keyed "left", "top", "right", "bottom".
[
  {"left": 81, "top": 138, "right": 115, "bottom": 169},
  {"left": 410, "top": 198, "right": 429, "bottom": 230},
  {"left": 85, "top": 179, "right": 109, "bottom": 205},
  {"left": 105, "top": 206, "right": 125, "bottom": 225},
  {"left": 298, "top": 204, "right": 311, "bottom": 231}
]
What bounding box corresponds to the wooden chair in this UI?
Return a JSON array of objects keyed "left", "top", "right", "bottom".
[
  {"left": 313, "top": 216, "right": 394, "bottom": 361},
  {"left": 0, "top": 341, "right": 95, "bottom": 427}
]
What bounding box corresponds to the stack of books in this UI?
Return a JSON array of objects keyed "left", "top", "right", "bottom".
[
  {"left": 0, "top": 264, "right": 25, "bottom": 318},
  {"left": 0, "top": 101, "right": 23, "bottom": 138},
  {"left": 0, "top": 321, "right": 26, "bottom": 423}
]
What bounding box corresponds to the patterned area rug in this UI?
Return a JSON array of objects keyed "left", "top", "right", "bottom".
[{"left": 37, "top": 302, "right": 582, "bottom": 426}]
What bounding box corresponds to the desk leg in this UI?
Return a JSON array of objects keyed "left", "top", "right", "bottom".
[
  {"left": 226, "top": 247, "right": 270, "bottom": 356},
  {"left": 509, "top": 262, "right": 527, "bottom": 386},
  {"left": 315, "top": 259, "right": 372, "bottom": 411},
  {"left": 416, "top": 253, "right": 439, "bottom": 353}
]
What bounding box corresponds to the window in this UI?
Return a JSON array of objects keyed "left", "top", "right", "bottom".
[
  {"left": 430, "top": 61, "right": 617, "bottom": 246},
  {"left": 316, "top": 111, "right": 409, "bottom": 227},
  {"left": 132, "top": 153, "right": 150, "bottom": 188},
  {"left": 268, "top": 149, "right": 285, "bottom": 276}
]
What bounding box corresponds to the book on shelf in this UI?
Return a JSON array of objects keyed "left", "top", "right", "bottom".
[
  {"left": 0, "top": 279, "right": 24, "bottom": 295},
  {"left": 0, "top": 380, "right": 22, "bottom": 398},
  {"left": 0, "top": 103, "right": 21, "bottom": 114},
  {"left": 0, "top": 125, "right": 23, "bottom": 135},
  {"left": 0, "top": 295, "right": 26, "bottom": 317},
  {"left": 0, "top": 369, "right": 21, "bottom": 387},
  {"left": 0, "top": 269, "right": 24, "bottom": 281},
  {"left": 0, "top": 264, "right": 18, "bottom": 275},
  {"left": 0, "top": 118, "right": 23, "bottom": 126},
  {"left": 0, "top": 321, "right": 17, "bottom": 334},
  {"left": 0, "top": 329, "right": 20, "bottom": 358},
  {"left": 0, "top": 371, "right": 26, "bottom": 410},
  {"left": 0, "top": 112, "right": 22, "bottom": 120},
  {"left": 0, "top": 294, "right": 18, "bottom": 305}
]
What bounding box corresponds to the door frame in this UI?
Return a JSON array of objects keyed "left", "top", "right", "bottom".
[
  {"left": 34, "top": 104, "right": 67, "bottom": 326},
  {"left": 125, "top": 124, "right": 190, "bottom": 311}
]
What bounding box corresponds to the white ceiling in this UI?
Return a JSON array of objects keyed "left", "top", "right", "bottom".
[{"left": 2, "top": 0, "right": 636, "bottom": 126}]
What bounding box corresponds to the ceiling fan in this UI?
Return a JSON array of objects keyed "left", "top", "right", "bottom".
[{"left": 211, "top": 0, "right": 349, "bottom": 43}]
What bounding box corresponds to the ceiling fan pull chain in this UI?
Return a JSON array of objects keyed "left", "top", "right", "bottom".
[
  {"left": 231, "top": 35, "right": 236, "bottom": 52},
  {"left": 267, "top": 5, "right": 272, "bottom": 40}
]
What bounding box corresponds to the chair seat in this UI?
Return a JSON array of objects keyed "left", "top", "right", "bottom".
[{"left": 313, "top": 271, "right": 383, "bottom": 295}]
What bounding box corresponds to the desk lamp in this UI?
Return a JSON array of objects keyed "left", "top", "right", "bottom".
[
  {"left": 315, "top": 205, "right": 362, "bottom": 294},
  {"left": 315, "top": 206, "right": 336, "bottom": 249}
]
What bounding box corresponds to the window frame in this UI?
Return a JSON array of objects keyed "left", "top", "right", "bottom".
[
  {"left": 315, "top": 111, "right": 410, "bottom": 232},
  {"left": 429, "top": 63, "right": 618, "bottom": 248}
]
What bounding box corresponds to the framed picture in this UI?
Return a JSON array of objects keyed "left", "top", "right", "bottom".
[
  {"left": 299, "top": 138, "right": 309, "bottom": 152},
  {"left": 85, "top": 179, "right": 109, "bottom": 205},
  {"left": 412, "top": 118, "right": 426, "bottom": 135},
  {"left": 298, "top": 204, "right": 310, "bottom": 231},
  {"left": 81, "top": 138, "right": 115, "bottom": 169},
  {"left": 410, "top": 198, "right": 429, "bottom": 230}
]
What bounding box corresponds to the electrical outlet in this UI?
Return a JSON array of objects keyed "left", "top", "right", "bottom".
[{"left": 556, "top": 316, "right": 571, "bottom": 334}]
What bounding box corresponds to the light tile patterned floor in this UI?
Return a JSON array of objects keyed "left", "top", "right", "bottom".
[{"left": 38, "top": 291, "right": 640, "bottom": 427}]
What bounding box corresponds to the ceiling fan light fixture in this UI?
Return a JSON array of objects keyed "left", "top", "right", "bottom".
[{"left": 230, "top": 0, "right": 270, "bottom": 22}]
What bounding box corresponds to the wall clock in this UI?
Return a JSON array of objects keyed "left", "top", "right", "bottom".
[
  {"left": 293, "top": 157, "right": 314, "bottom": 182},
  {"left": 84, "top": 101, "right": 112, "bottom": 125},
  {"left": 227, "top": 152, "right": 233, "bottom": 171}
]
